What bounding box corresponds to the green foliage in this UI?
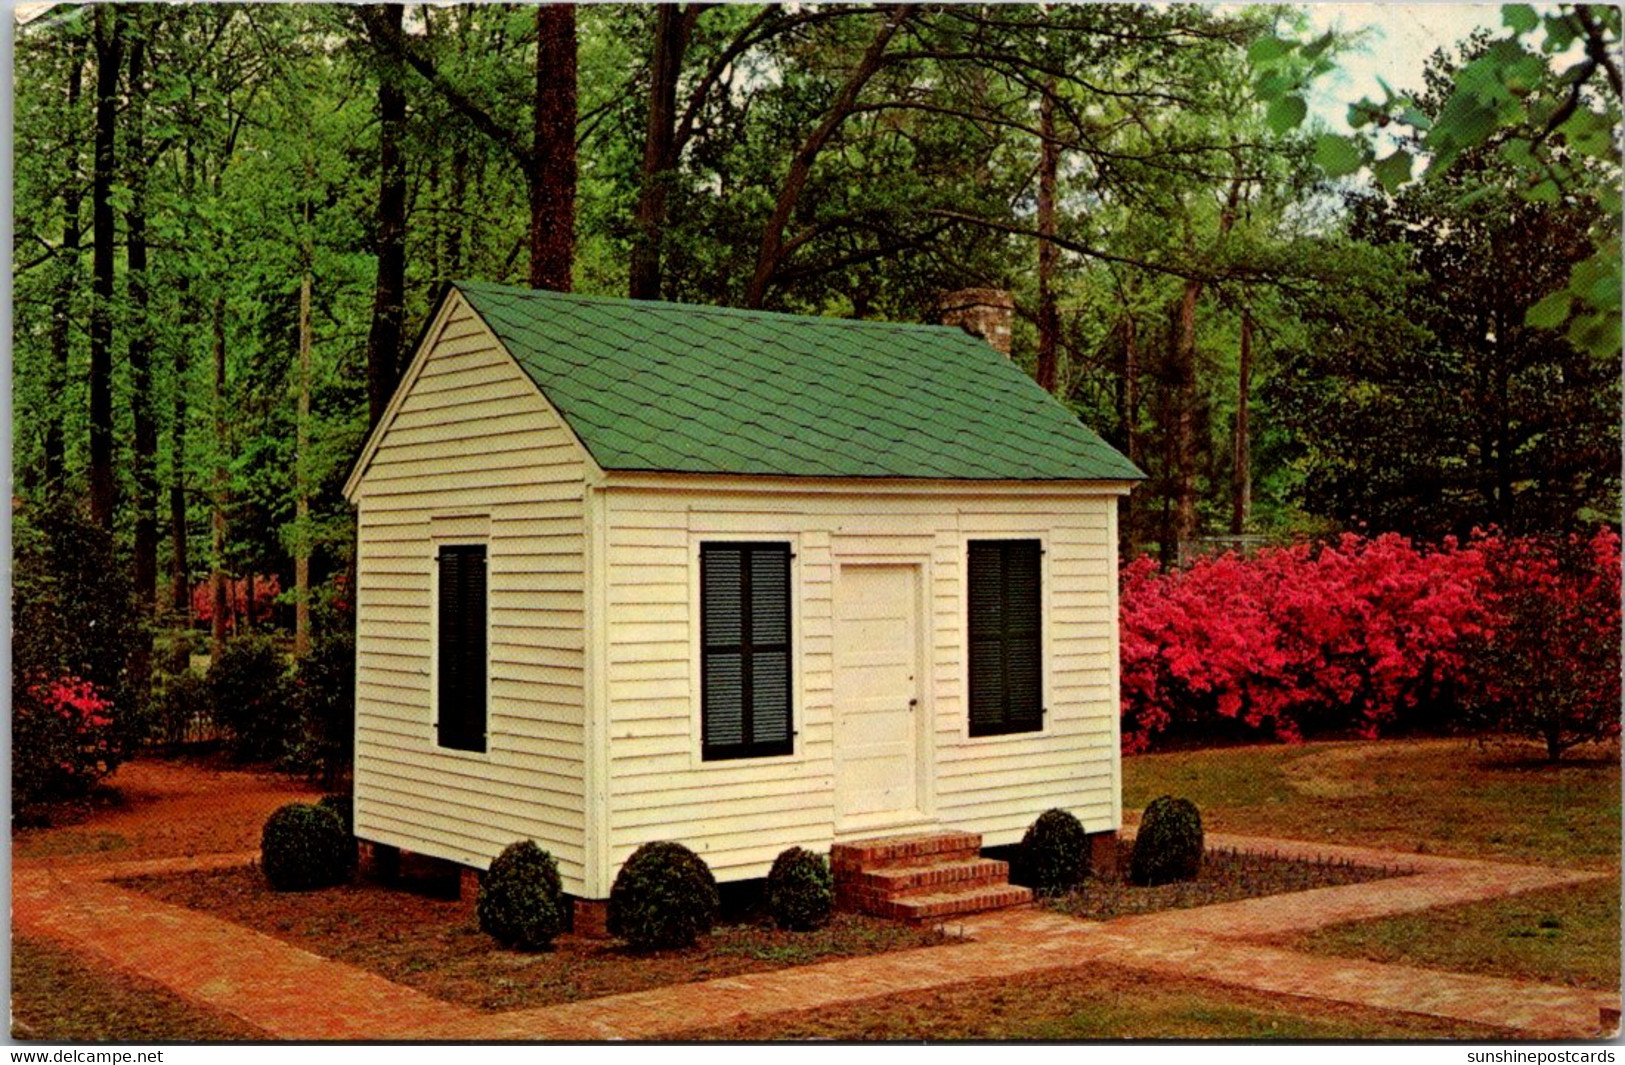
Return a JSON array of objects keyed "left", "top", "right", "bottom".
[
  {"left": 11, "top": 500, "right": 138, "bottom": 811},
  {"left": 11, "top": 498, "right": 142, "bottom": 756},
  {"left": 1255, "top": 8, "right": 1622, "bottom": 359},
  {"left": 10, "top": 3, "right": 1616, "bottom": 713},
  {"left": 1270, "top": 106, "right": 1619, "bottom": 538},
  {"left": 607, "top": 841, "right": 720, "bottom": 951},
  {"left": 153, "top": 628, "right": 201, "bottom": 676},
  {"left": 286, "top": 584, "right": 356, "bottom": 784},
  {"left": 316, "top": 793, "right": 353, "bottom": 837},
  {"left": 148, "top": 667, "right": 212, "bottom": 748},
  {"left": 1130, "top": 796, "right": 1204, "bottom": 887},
  {"left": 208, "top": 635, "right": 294, "bottom": 763},
  {"left": 764, "top": 847, "right": 834, "bottom": 932},
  {"left": 1015, "top": 808, "right": 1092, "bottom": 897},
  {"left": 477, "top": 841, "right": 566, "bottom": 951},
  {"left": 259, "top": 802, "right": 352, "bottom": 891},
  {"left": 1313, "top": 134, "right": 1363, "bottom": 177}
]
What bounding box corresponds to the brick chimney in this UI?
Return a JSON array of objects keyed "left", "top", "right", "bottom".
[{"left": 939, "top": 288, "right": 1014, "bottom": 356}]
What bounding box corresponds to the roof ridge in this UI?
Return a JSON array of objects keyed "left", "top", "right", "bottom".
[{"left": 451, "top": 279, "right": 970, "bottom": 337}]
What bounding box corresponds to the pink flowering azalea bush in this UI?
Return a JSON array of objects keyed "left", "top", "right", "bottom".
[
  {"left": 1119, "top": 529, "right": 1621, "bottom": 759},
  {"left": 1463, "top": 529, "right": 1622, "bottom": 760},
  {"left": 12, "top": 674, "right": 121, "bottom": 809},
  {"left": 190, "top": 574, "right": 283, "bottom": 628}
]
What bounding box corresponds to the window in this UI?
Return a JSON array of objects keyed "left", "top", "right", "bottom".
[
  {"left": 436, "top": 544, "right": 487, "bottom": 752},
  {"left": 967, "top": 539, "right": 1043, "bottom": 737},
  {"left": 700, "top": 542, "right": 792, "bottom": 760}
]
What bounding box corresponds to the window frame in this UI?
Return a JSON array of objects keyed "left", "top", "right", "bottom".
[
  {"left": 698, "top": 540, "right": 796, "bottom": 762},
  {"left": 965, "top": 537, "right": 1046, "bottom": 738},
  {"left": 432, "top": 542, "right": 490, "bottom": 755}
]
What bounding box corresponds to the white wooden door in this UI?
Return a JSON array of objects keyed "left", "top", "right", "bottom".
[{"left": 834, "top": 563, "right": 922, "bottom": 824}]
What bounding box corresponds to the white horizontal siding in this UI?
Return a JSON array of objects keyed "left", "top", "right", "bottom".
[
  {"left": 351, "top": 293, "right": 591, "bottom": 893},
  {"left": 600, "top": 484, "right": 1121, "bottom": 883}
]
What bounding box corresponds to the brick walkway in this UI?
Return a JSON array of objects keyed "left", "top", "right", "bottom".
[{"left": 14, "top": 828, "right": 1618, "bottom": 1041}]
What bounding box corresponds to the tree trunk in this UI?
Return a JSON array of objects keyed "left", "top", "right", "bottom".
[
  {"left": 354, "top": 3, "right": 574, "bottom": 293},
  {"left": 126, "top": 27, "right": 158, "bottom": 707},
  {"left": 169, "top": 404, "right": 190, "bottom": 619},
  {"left": 1493, "top": 315, "right": 1514, "bottom": 530},
  {"left": 211, "top": 297, "right": 229, "bottom": 660},
  {"left": 1035, "top": 83, "right": 1060, "bottom": 394},
  {"left": 295, "top": 214, "right": 313, "bottom": 658},
  {"left": 446, "top": 143, "right": 468, "bottom": 280},
  {"left": 1230, "top": 307, "right": 1252, "bottom": 537},
  {"left": 744, "top": 6, "right": 908, "bottom": 308},
  {"left": 89, "top": 6, "right": 123, "bottom": 533},
  {"left": 46, "top": 35, "right": 86, "bottom": 495},
  {"left": 629, "top": 4, "right": 698, "bottom": 300},
  {"left": 1157, "top": 304, "right": 1179, "bottom": 569},
  {"left": 128, "top": 30, "right": 158, "bottom": 617},
  {"left": 1171, "top": 279, "right": 1201, "bottom": 561},
  {"left": 1169, "top": 166, "right": 1244, "bottom": 560},
  {"left": 1118, "top": 314, "right": 1140, "bottom": 556},
  {"left": 529, "top": 4, "right": 577, "bottom": 292},
  {"left": 365, "top": 3, "right": 407, "bottom": 428},
  {"left": 170, "top": 140, "right": 197, "bottom": 620}
]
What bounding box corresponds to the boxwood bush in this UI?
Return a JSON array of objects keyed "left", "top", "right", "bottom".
[
  {"left": 477, "top": 840, "right": 566, "bottom": 950},
  {"left": 1014, "top": 808, "right": 1091, "bottom": 897},
  {"left": 607, "top": 841, "right": 719, "bottom": 950},
  {"left": 316, "top": 793, "right": 353, "bottom": 837},
  {"left": 765, "top": 847, "right": 834, "bottom": 931},
  {"left": 260, "top": 803, "right": 352, "bottom": 891},
  {"left": 1129, "top": 795, "right": 1204, "bottom": 886}
]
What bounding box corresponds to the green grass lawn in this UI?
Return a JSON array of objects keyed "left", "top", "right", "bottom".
[
  {"left": 1123, "top": 737, "right": 1621, "bottom": 869},
  {"left": 1122, "top": 737, "right": 1620, "bottom": 996},
  {"left": 1286, "top": 877, "right": 1621, "bottom": 991}
]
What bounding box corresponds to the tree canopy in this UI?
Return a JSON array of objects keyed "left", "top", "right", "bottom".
[{"left": 11, "top": 2, "right": 1618, "bottom": 672}]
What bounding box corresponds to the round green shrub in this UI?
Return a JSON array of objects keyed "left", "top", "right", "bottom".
[
  {"left": 1014, "top": 808, "right": 1091, "bottom": 897},
  {"left": 260, "top": 803, "right": 352, "bottom": 891},
  {"left": 316, "top": 793, "right": 353, "bottom": 837},
  {"left": 477, "top": 841, "right": 566, "bottom": 950},
  {"left": 607, "top": 841, "right": 719, "bottom": 950},
  {"left": 765, "top": 847, "right": 834, "bottom": 931},
  {"left": 1129, "top": 795, "right": 1204, "bottom": 886}
]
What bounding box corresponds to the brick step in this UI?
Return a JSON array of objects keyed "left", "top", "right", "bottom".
[
  {"left": 830, "top": 831, "right": 982, "bottom": 873},
  {"left": 880, "top": 883, "right": 1035, "bottom": 924},
  {"left": 843, "top": 857, "right": 1011, "bottom": 900}
]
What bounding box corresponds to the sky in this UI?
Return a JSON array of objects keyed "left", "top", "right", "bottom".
[{"left": 1299, "top": 4, "right": 1506, "bottom": 131}]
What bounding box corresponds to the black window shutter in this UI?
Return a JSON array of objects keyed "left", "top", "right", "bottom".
[
  {"left": 968, "top": 540, "right": 1043, "bottom": 737},
  {"left": 438, "top": 545, "right": 487, "bottom": 752},
  {"left": 701, "top": 543, "right": 792, "bottom": 759}
]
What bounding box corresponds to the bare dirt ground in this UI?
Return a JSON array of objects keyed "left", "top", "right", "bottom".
[{"left": 13, "top": 756, "right": 321, "bottom": 866}]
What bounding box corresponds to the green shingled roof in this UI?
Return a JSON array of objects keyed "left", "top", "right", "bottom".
[{"left": 453, "top": 280, "right": 1142, "bottom": 482}]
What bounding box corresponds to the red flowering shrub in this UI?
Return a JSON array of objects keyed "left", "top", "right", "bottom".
[
  {"left": 12, "top": 674, "right": 120, "bottom": 809},
  {"left": 1463, "top": 529, "right": 1622, "bottom": 760},
  {"left": 1120, "top": 533, "right": 1500, "bottom": 752},
  {"left": 191, "top": 574, "right": 282, "bottom": 627},
  {"left": 1120, "top": 529, "right": 1622, "bottom": 756}
]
